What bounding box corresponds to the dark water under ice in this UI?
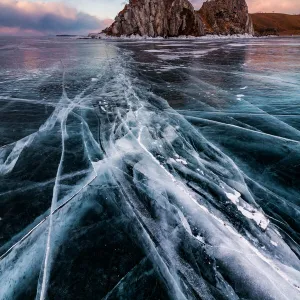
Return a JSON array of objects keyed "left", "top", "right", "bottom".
[{"left": 0, "top": 36, "right": 300, "bottom": 300}]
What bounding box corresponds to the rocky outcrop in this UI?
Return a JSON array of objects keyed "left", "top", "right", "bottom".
[
  {"left": 199, "top": 0, "right": 254, "bottom": 35},
  {"left": 102, "top": 0, "right": 204, "bottom": 37}
]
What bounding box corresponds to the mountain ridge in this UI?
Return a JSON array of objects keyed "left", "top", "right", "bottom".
[{"left": 251, "top": 13, "right": 300, "bottom": 36}]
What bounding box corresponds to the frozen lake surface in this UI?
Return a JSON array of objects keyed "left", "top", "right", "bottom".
[{"left": 0, "top": 36, "right": 300, "bottom": 299}]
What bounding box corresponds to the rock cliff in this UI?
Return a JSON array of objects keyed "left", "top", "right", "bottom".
[
  {"left": 198, "top": 0, "right": 254, "bottom": 35},
  {"left": 102, "top": 0, "right": 205, "bottom": 37}
]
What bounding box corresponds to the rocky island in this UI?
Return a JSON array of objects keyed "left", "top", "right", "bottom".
[
  {"left": 94, "top": 0, "right": 254, "bottom": 38},
  {"left": 102, "top": 0, "right": 204, "bottom": 37}
]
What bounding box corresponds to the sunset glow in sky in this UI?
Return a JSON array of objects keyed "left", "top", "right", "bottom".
[{"left": 0, "top": 0, "right": 299, "bottom": 35}]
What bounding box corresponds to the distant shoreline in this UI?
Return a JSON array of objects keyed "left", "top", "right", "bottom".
[
  {"left": 251, "top": 13, "right": 300, "bottom": 36},
  {"left": 56, "top": 34, "right": 78, "bottom": 37},
  {"left": 87, "top": 33, "right": 300, "bottom": 40}
]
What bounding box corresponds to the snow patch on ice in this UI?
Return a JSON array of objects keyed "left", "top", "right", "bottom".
[
  {"left": 239, "top": 207, "right": 269, "bottom": 230},
  {"left": 144, "top": 49, "right": 170, "bottom": 53},
  {"left": 176, "top": 158, "right": 188, "bottom": 165},
  {"left": 228, "top": 43, "right": 247, "bottom": 47},
  {"left": 157, "top": 54, "right": 181, "bottom": 61},
  {"left": 195, "top": 235, "right": 205, "bottom": 243},
  {"left": 271, "top": 240, "right": 278, "bottom": 247},
  {"left": 225, "top": 190, "right": 241, "bottom": 204},
  {"left": 236, "top": 94, "right": 245, "bottom": 101},
  {"left": 225, "top": 189, "right": 269, "bottom": 230}
]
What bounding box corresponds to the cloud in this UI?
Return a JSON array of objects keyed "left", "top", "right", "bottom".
[
  {"left": 1, "top": 0, "right": 299, "bottom": 36},
  {"left": 190, "top": 0, "right": 300, "bottom": 14},
  {"left": 0, "top": 0, "right": 112, "bottom": 35},
  {"left": 248, "top": 0, "right": 300, "bottom": 14}
]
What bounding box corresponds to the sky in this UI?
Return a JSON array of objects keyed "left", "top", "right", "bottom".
[{"left": 0, "top": 0, "right": 299, "bottom": 36}]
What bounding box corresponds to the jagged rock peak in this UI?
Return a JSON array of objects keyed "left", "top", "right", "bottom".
[
  {"left": 103, "top": 0, "right": 205, "bottom": 37},
  {"left": 199, "top": 0, "right": 254, "bottom": 35}
]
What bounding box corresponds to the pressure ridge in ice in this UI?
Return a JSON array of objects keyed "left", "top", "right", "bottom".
[{"left": 0, "top": 44, "right": 299, "bottom": 300}]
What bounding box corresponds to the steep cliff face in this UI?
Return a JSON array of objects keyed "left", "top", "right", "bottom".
[
  {"left": 199, "top": 0, "right": 254, "bottom": 35},
  {"left": 102, "top": 0, "right": 204, "bottom": 37}
]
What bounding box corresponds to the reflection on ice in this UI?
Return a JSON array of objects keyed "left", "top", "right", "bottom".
[{"left": 0, "top": 37, "right": 299, "bottom": 300}]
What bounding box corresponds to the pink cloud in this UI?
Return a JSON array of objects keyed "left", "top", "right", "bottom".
[
  {"left": 0, "top": 0, "right": 77, "bottom": 18},
  {"left": 248, "top": 0, "right": 300, "bottom": 14},
  {"left": 0, "top": 0, "right": 111, "bottom": 35},
  {"left": 0, "top": 25, "right": 43, "bottom": 36},
  {"left": 190, "top": 0, "right": 300, "bottom": 13}
]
